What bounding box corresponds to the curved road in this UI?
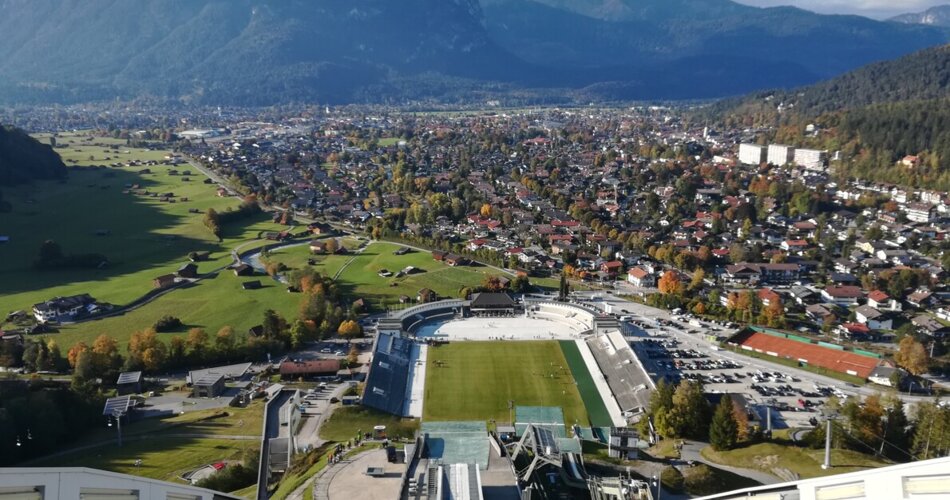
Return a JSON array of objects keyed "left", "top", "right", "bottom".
[{"left": 679, "top": 440, "right": 781, "bottom": 485}]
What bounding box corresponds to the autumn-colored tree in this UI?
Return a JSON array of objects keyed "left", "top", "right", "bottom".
[
  {"left": 479, "top": 203, "right": 492, "bottom": 218},
  {"left": 760, "top": 300, "right": 786, "bottom": 328},
  {"left": 337, "top": 320, "right": 362, "bottom": 341},
  {"left": 658, "top": 271, "right": 683, "bottom": 296},
  {"left": 186, "top": 328, "right": 209, "bottom": 360},
  {"left": 895, "top": 336, "right": 929, "bottom": 375},
  {"left": 696, "top": 246, "right": 712, "bottom": 264},
  {"left": 562, "top": 264, "right": 576, "bottom": 278},
  {"left": 482, "top": 275, "right": 505, "bottom": 292},
  {"left": 215, "top": 326, "right": 236, "bottom": 355},
  {"left": 733, "top": 401, "right": 750, "bottom": 441},
  {"left": 347, "top": 345, "right": 359, "bottom": 366},
  {"left": 325, "top": 239, "right": 340, "bottom": 254},
  {"left": 688, "top": 269, "right": 705, "bottom": 291},
  {"left": 67, "top": 341, "right": 89, "bottom": 368},
  {"left": 692, "top": 302, "right": 707, "bottom": 315},
  {"left": 128, "top": 329, "right": 166, "bottom": 372}
]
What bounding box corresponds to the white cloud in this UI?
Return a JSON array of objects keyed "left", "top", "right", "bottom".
[{"left": 733, "top": 0, "right": 949, "bottom": 19}]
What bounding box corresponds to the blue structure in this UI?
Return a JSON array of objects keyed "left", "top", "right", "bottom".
[{"left": 362, "top": 332, "right": 414, "bottom": 415}]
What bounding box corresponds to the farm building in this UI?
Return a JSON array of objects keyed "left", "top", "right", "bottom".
[
  {"left": 192, "top": 374, "right": 225, "bottom": 398},
  {"left": 116, "top": 371, "right": 143, "bottom": 396}
]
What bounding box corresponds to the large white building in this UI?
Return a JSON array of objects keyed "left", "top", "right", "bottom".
[
  {"left": 794, "top": 148, "right": 828, "bottom": 171},
  {"left": 0, "top": 468, "right": 240, "bottom": 500},
  {"left": 738, "top": 144, "right": 767, "bottom": 165},
  {"left": 767, "top": 144, "right": 795, "bottom": 166},
  {"left": 696, "top": 456, "right": 950, "bottom": 500}
]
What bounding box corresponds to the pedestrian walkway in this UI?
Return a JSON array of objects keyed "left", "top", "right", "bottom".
[{"left": 679, "top": 440, "right": 780, "bottom": 485}]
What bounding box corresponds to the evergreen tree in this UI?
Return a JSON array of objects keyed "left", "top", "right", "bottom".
[{"left": 709, "top": 396, "right": 739, "bottom": 451}]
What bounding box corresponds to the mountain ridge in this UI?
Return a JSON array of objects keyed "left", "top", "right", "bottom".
[
  {"left": 0, "top": 0, "right": 948, "bottom": 105},
  {"left": 890, "top": 5, "right": 950, "bottom": 27}
]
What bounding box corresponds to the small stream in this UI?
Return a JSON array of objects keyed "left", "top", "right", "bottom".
[{"left": 240, "top": 240, "right": 312, "bottom": 284}]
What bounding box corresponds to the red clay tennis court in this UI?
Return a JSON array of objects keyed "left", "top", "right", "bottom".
[{"left": 732, "top": 330, "right": 879, "bottom": 379}]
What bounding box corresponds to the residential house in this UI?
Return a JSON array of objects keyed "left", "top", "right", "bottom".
[
  {"left": 177, "top": 263, "right": 199, "bottom": 279},
  {"left": 806, "top": 304, "right": 836, "bottom": 326},
  {"left": 867, "top": 290, "right": 901, "bottom": 312},
  {"left": 627, "top": 267, "right": 655, "bottom": 288},
  {"left": 854, "top": 305, "right": 893, "bottom": 330},
  {"left": 153, "top": 274, "right": 177, "bottom": 289},
  {"left": 600, "top": 261, "right": 623, "bottom": 277},
  {"left": 821, "top": 286, "right": 863, "bottom": 306}
]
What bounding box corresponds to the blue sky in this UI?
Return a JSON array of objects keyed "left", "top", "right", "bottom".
[{"left": 734, "top": 0, "right": 948, "bottom": 19}]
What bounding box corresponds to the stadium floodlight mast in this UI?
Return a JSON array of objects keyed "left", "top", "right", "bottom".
[
  {"left": 108, "top": 409, "right": 127, "bottom": 447},
  {"left": 820, "top": 410, "right": 840, "bottom": 470},
  {"left": 765, "top": 398, "right": 778, "bottom": 437}
]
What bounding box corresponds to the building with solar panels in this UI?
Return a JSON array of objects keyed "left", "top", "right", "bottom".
[
  {"left": 116, "top": 371, "right": 142, "bottom": 396},
  {"left": 192, "top": 374, "right": 225, "bottom": 398}
]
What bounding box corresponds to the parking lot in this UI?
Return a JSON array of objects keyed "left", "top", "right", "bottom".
[
  {"left": 630, "top": 316, "right": 846, "bottom": 429},
  {"left": 569, "top": 292, "right": 857, "bottom": 430}
]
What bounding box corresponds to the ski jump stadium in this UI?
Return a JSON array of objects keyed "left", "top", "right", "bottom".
[{"left": 359, "top": 293, "right": 657, "bottom": 499}]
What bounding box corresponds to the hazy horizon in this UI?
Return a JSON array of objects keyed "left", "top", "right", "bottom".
[{"left": 734, "top": 0, "right": 948, "bottom": 19}]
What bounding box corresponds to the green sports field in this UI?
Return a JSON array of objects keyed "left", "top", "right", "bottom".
[{"left": 422, "top": 341, "right": 591, "bottom": 428}]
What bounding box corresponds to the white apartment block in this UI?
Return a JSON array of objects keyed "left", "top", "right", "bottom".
[
  {"left": 794, "top": 148, "right": 828, "bottom": 171},
  {"left": 738, "top": 143, "right": 766, "bottom": 165},
  {"left": 767, "top": 144, "right": 795, "bottom": 166}
]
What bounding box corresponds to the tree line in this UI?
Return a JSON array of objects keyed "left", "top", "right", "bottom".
[
  {"left": 0, "top": 124, "right": 66, "bottom": 186},
  {"left": 203, "top": 195, "right": 263, "bottom": 240}
]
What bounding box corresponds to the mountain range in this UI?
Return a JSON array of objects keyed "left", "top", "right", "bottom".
[
  {"left": 0, "top": 0, "right": 948, "bottom": 105},
  {"left": 891, "top": 5, "right": 950, "bottom": 27}
]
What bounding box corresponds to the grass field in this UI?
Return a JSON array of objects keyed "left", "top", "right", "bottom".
[
  {"left": 701, "top": 442, "right": 890, "bottom": 479},
  {"left": 49, "top": 270, "right": 299, "bottom": 349},
  {"left": 31, "top": 402, "right": 265, "bottom": 484},
  {"left": 0, "top": 132, "right": 287, "bottom": 315},
  {"left": 264, "top": 242, "right": 498, "bottom": 311},
  {"left": 0, "top": 132, "right": 296, "bottom": 347},
  {"left": 559, "top": 340, "right": 613, "bottom": 427},
  {"left": 34, "top": 436, "right": 256, "bottom": 484},
  {"left": 422, "top": 341, "right": 589, "bottom": 428},
  {"left": 319, "top": 406, "right": 419, "bottom": 442}
]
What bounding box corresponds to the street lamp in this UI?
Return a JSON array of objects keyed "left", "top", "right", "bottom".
[
  {"left": 108, "top": 409, "right": 126, "bottom": 447},
  {"left": 652, "top": 474, "right": 662, "bottom": 500}
]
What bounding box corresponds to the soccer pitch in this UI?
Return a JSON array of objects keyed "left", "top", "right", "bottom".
[{"left": 422, "top": 341, "right": 590, "bottom": 427}]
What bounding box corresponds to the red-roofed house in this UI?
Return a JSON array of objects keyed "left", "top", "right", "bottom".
[
  {"left": 757, "top": 288, "right": 781, "bottom": 307},
  {"left": 627, "top": 267, "right": 655, "bottom": 287},
  {"left": 868, "top": 290, "right": 902, "bottom": 312},
  {"left": 600, "top": 261, "right": 624, "bottom": 277}
]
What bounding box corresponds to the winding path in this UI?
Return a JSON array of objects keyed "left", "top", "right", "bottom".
[{"left": 680, "top": 440, "right": 781, "bottom": 485}]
